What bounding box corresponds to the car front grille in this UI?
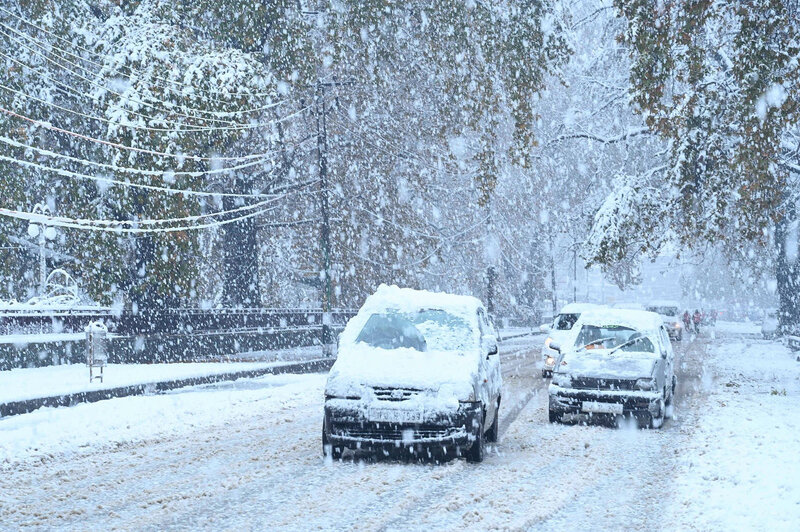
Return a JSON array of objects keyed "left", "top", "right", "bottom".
[
  {"left": 371, "top": 387, "right": 423, "bottom": 401},
  {"left": 333, "top": 423, "right": 463, "bottom": 442},
  {"left": 569, "top": 377, "right": 636, "bottom": 391}
]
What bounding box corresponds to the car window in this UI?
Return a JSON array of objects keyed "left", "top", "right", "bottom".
[
  {"left": 355, "top": 309, "right": 474, "bottom": 352},
  {"left": 574, "top": 324, "right": 656, "bottom": 353},
  {"left": 553, "top": 313, "right": 580, "bottom": 330},
  {"left": 659, "top": 327, "right": 670, "bottom": 353},
  {"left": 477, "top": 309, "right": 487, "bottom": 335}
]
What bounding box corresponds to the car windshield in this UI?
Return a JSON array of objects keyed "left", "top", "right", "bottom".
[
  {"left": 355, "top": 309, "right": 474, "bottom": 352},
  {"left": 574, "top": 324, "right": 656, "bottom": 353},
  {"left": 554, "top": 313, "right": 580, "bottom": 330},
  {"left": 647, "top": 306, "right": 679, "bottom": 316}
]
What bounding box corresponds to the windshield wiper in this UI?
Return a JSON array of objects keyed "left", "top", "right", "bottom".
[
  {"left": 576, "top": 337, "right": 616, "bottom": 353},
  {"left": 608, "top": 336, "right": 647, "bottom": 355}
]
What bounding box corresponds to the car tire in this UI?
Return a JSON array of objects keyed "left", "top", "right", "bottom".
[
  {"left": 649, "top": 398, "right": 665, "bottom": 429},
  {"left": 322, "top": 421, "right": 342, "bottom": 460},
  {"left": 466, "top": 413, "right": 485, "bottom": 463},
  {"left": 548, "top": 408, "right": 562, "bottom": 423},
  {"left": 485, "top": 398, "right": 500, "bottom": 443}
]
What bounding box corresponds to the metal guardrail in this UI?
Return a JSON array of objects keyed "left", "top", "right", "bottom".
[{"left": 0, "top": 307, "right": 357, "bottom": 370}]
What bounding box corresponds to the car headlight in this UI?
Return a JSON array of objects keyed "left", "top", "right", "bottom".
[
  {"left": 552, "top": 373, "right": 571, "bottom": 388},
  {"left": 544, "top": 337, "right": 553, "bottom": 348},
  {"left": 673, "top": 322, "right": 682, "bottom": 329},
  {"left": 545, "top": 356, "right": 555, "bottom": 366},
  {"left": 635, "top": 378, "right": 656, "bottom": 391}
]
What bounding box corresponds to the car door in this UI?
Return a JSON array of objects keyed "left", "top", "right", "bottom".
[
  {"left": 477, "top": 308, "right": 501, "bottom": 419},
  {"left": 658, "top": 326, "right": 674, "bottom": 395}
]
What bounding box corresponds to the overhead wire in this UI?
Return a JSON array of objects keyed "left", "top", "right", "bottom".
[
  {"left": 0, "top": 5, "right": 283, "bottom": 100},
  {"left": 0, "top": 48, "right": 303, "bottom": 134},
  {"left": 0, "top": 179, "right": 320, "bottom": 232},
  {"left": 0, "top": 27, "right": 282, "bottom": 128},
  {"left": 0, "top": 134, "right": 315, "bottom": 188},
  {"left": 0, "top": 21, "right": 289, "bottom": 118},
  {"left": 0, "top": 204, "right": 274, "bottom": 233},
  {"left": 0, "top": 106, "right": 308, "bottom": 163},
  {"left": 0, "top": 79, "right": 311, "bottom": 134}
]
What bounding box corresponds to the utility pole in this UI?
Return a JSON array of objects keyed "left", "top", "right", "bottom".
[
  {"left": 549, "top": 231, "right": 557, "bottom": 315},
  {"left": 573, "top": 247, "right": 577, "bottom": 303},
  {"left": 315, "top": 83, "right": 334, "bottom": 357}
]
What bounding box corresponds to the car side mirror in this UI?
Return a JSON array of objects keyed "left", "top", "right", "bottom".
[
  {"left": 550, "top": 342, "right": 562, "bottom": 353},
  {"left": 483, "top": 335, "right": 498, "bottom": 358},
  {"left": 661, "top": 350, "right": 668, "bottom": 359},
  {"left": 539, "top": 324, "right": 551, "bottom": 333}
]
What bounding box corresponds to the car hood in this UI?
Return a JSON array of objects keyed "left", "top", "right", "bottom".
[
  {"left": 559, "top": 350, "right": 657, "bottom": 380},
  {"left": 325, "top": 345, "right": 476, "bottom": 402}
]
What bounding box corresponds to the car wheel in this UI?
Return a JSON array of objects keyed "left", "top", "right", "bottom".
[
  {"left": 649, "top": 398, "right": 665, "bottom": 429},
  {"left": 322, "top": 421, "right": 342, "bottom": 460},
  {"left": 466, "top": 413, "right": 485, "bottom": 463},
  {"left": 485, "top": 398, "right": 500, "bottom": 443},
  {"left": 548, "top": 408, "right": 562, "bottom": 423}
]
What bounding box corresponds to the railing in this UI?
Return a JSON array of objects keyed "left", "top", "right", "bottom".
[{"left": 0, "top": 306, "right": 357, "bottom": 370}]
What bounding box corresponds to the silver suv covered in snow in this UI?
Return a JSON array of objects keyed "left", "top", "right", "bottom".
[
  {"left": 323, "top": 285, "right": 502, "bottom": 462},
  {"left": 548, "top": 309, "right": 675, "bottom": 428}
]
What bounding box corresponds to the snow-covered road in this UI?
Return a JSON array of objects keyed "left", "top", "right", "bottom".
[{"left": 1, "top": 332, "right": 798, "bottom": 530}]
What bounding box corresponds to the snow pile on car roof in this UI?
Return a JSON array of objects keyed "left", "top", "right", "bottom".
[{"left": 577, "top": 308, "right": 663, "bottom": 332}]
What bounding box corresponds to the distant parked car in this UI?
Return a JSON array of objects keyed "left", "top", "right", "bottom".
[
  {"left": 323, "top": 285, "right": 502, "bottom": 463},
  {"left": 645, "top": 300, "right": 683, "bottom": 341},
  {"left": 548, "top": 308, "right": 676, "bottom": 429},
  {"left": 762, "top": 309, "right": 778, "bottom": 339},
  {"left": 539, "top": 303, "right": 600, "bottom": 378}
]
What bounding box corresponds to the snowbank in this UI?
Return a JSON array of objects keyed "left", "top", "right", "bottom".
[{"left": 669, "top": 339, "right": 800, "bottom": 530}]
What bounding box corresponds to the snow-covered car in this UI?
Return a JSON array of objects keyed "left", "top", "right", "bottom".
[
  {"left": 323, "top": 285, "right": 502, "bottom": 462},
  {"left": 762, "top": 309, "right": 778, "bottom": 339},
  {"left": 539, "top": 303, "right": 600, "bottom": 378},
  {"left": 548, "top": 309, "right": 676, "bottom": 429},
  {"left": 646, "top": 300, "right": 684, "bottom": 341}
]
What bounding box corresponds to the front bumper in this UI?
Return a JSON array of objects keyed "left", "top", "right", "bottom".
[
  {"left": 549, "top": 385, "right": 663, "bottom": 421},
  {"left": 324, "top": 401, "right": 482, "bottom": 455}
]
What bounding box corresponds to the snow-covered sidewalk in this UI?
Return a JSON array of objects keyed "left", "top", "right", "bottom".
[
  {"left": 0, "top": 347, "right": 323, "bottom": 405},
  {"left": 669, "top": 336, "right": 800, "bottom": 530}
]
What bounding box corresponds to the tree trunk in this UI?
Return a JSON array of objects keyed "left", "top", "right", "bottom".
[
  {"left": 775, "top": 202, "right": 800, "bottom": 334},
  {"left": 221, "top": 179, "right": 261, "bottom": 307}
]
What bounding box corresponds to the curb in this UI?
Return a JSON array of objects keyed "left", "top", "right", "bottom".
[{"left": 0, "top": 358, "right": 335, "bottom": 419}]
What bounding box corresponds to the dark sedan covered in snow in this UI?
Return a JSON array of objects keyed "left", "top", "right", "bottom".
[{"left": 322, "top": 285, "right": 502, "bottom": 462}]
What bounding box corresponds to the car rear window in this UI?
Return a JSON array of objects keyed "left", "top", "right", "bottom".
[{"left": 554, "top": 313, "right": 580, "bottom": 330}]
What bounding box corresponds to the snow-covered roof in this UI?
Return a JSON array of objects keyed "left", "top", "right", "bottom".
[
  {"left": 559, "top": 302, "right": 602, "bottom": 314},
  {"left": 576, "top": 308, "right": 664, "bottom": 333},
  {"left": 359, "top": 284, "right": 482, "bottom": 317},
  {"left": 611, "top": 302, "right": 646, "bottom": 310},
  {"left": 647, "top": 300, "right": 682, "bottom": 309}
]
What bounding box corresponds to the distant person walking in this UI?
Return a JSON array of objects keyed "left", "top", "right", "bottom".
[
  {"left": 683, "top": 310, "right": 692, "bottom": 333},
  {"left": 693, "top": 309, "right": 702, "bottom": 334}
]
